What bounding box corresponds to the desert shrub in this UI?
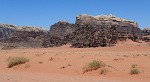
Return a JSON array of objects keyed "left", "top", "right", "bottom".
[
  {"left": 7, "top": 57, "right": 30, "bottom": 68},
  {"left": 83, "top": 60, "right": 105, "bottom": 73},
  {"left": 131, "top": 64, "right": 137, "bottom": 68},
  {"left": 60, "top": 66, "right": 65, "bottom": 69},
  {"left": 130, "top": 68, "right": 140, "bottom": 75},
  {"left": 130, "top": 64, "right": 140, "bottom": 75},
  {"left": 49, "top": 57, "right": 54, "bottom": 61},
  {"left": 100, "top": 69, "right": 107, "bottom": 75}
]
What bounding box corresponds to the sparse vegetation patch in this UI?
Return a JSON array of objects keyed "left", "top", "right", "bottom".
[
  {"left": 100, "top": 68, "right": 108, "bottom": 75},
  {"left": 7, "top": 57, "right": 30, "bottom": 68},
  {"left": 49, "top": 57, "right": 54, "bottom": 61},
  {"left": 131, "top": 64, "right": 137, "bottom": 68},
  {"left": 130, "top": 68, "right": 140, "bottom": 75},
  {"left": 130, "top": 64, "right": 140, "bottom": 75},
  {"left": 83, "top": 60, "right": 105, "bottom": 73}
]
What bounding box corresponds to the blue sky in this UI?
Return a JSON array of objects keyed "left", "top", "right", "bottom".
[{"left": 0, "top": 0, "right": 150, "bottom": 30}]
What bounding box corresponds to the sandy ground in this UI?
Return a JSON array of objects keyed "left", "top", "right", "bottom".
[{"left": 0, "top": 40, "right": 150, "bottom": 82}]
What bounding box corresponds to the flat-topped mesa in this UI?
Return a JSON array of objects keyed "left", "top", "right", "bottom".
[
  {"left": 0, "top": 24, "right": 46, "bottom": 32},
  {"left": 76, "top": 14, "right": 141, "bottom": 39},
  {"left": 69, "top": 14, "right": 143, "bottom": 48},
  {"left": 76, "top": 14, "right": 138, "bottom": 28}
]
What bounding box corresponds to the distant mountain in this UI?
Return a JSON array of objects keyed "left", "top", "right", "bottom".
[
  {"left": 0, "top": 24, "right": 47, "bottom": 39},
  {"left": 0, "top": 24, "right": 48, "bottom": 49}
]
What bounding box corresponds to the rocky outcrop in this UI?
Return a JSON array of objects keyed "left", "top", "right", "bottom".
[
  {"left": 0, "top": 24, "right": 47, "bottom": 39},
  {"left": 76, "top": 14, "right": 140, "bottom": 35},
  {"left": 0, "top": 24, "right": 48, "bottom": 49},
  {"left": 69, "top": 14, "right": 142, "bottom": 47},
  {"left": 143, "top": 28, "right": 150, "bottom": 36},
  {"left": 0, "top": 14, "right": 143, "bottom": 49},
  {"left": 142, "top": 28, "right": 150, "bottom": 42},
  {"left": 43, "top": 14, "right": 142, "bottom": 48},
  {"left": 70, "top": 24, "right": 119, "bottom": 48},
  {"left": 42, "top": 20, "right": 77, "bottom": 48},
  {"left": 0, "top": 24, "right": 15, "bottom": 38},
  {"left": 76, "top": 14, "right": 142, "bottom": 40},
  {"left": 49, "top": 20, "right": 77, "bottom": 39}
]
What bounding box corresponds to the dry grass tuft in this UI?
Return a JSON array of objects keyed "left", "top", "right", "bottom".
[
  {"left": 130, "top": 68, "right": 140, "bottom": 75},
  {"left": 100, "top": 68, "right": 108, "bottom": 75},
  {"left": 130, "top": 64, "right": 140, "bottom": 75},
  {"left": 83, "top": 60, "right": 105, "bottom": 73},
  {"left": 7, "top": 57, "right": 30, "bottom": 68}
]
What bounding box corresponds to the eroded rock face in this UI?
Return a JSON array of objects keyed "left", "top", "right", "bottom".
[
  {"left": 42, "top": 20, "right": 77, "bottom": 47},
  {"left": 76, "top": 14, "right": 142, "bottom": 39},
  {"left": 49, "top": 20, "right": 77, "bottom": 39},
  {"left": 70, "top": 25, "right": 119, "bottom": 48},
  {"left": 143, "top": 28, "right": 150, "bottom": 36},
  {"left": 142, "top": 28, "right": 150, "bottom": 42},
  {"left": 44, "top": 14, "right": 142, "bottom": 48},
  {"left": 76, "top": 14, "right": 138, "bottom": 28},
  {"left": 70, "top": 14, "right": 142, "bottom": 47},
  {"left": 0, "top": 24, "right": 47, "bottom": 39},
  {"left": 0, "top": 14, "right": 143, "bottom": 49},
  {"left": 0, "top": 24, "right": 48, "bottom": 49},
  {"left": 0, "top": 24, "right": 15, "bottom": 38}
]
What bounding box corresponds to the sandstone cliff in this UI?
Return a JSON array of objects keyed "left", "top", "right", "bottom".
[
  {"left": 0, "top": 24, "right": 47, "bottom": 39},
  {"left": 0, "top": 24, "right": 48, "bottom": 49},
  {"left": 0, "top": 14, "right": 143, "bottom": 49},
  {"left": 49, "top": 20, "right": 77, "bottom": 39},
  {"left": 42, "top": 14, "right": 142, "bottom": 48},
  {"left": 42, "top": 20, "right": 77, "bottom": 48},
  {"left": 76, "top": 14, "right": 140, "bottom": 35}
]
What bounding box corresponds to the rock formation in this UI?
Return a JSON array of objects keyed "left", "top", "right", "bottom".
[
  {"left": 68, "top": 14, "right": 142, "bottom": 47},
  {"left": 0, "top": 24, "right": 47, "bottom": 49},
  {"left": 143, "top": 28, "right": 150, "bottom": 36},
  {"left": 0, "top": 24, "right": 47, "bottom": 39},
  {"left": 49, "top": 20, "right": 77, "bottom": 39},
  {"left": 70, "top": 24, "right": 119, "bottom": 47},
  {"left": 43, "top": 14, "right": 142, "bottom": 48},
  {"left": 0, "top": 14, "right": 143, "bottom": 49},
  {"left": 76, "top": 14, "right": 141, "bottom": 37},
  {"left": 42, "top": 20, "right": 77, "bottom": 47},
  {"left": 142, "top": 28, "right": 150, "bottom": 42}
]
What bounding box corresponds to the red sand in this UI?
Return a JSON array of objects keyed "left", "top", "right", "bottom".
[{"left": 0, "top": 40, "right": 150, "bottom": 82}]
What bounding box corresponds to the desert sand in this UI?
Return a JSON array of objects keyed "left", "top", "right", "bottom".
[{"left": 0, "top": 40, "right": 150, "bottom": 82}]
